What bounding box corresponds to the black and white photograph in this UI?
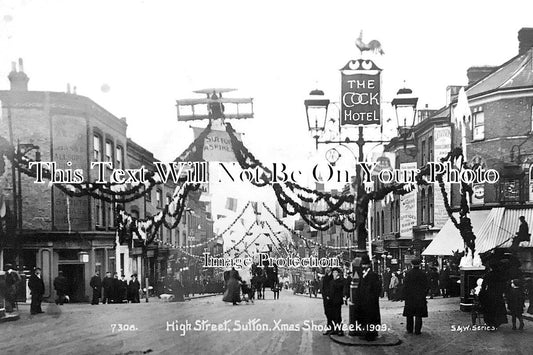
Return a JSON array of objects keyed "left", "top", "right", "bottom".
[{"left": 1, "top": 1, "right": 533, "bottom": 354}]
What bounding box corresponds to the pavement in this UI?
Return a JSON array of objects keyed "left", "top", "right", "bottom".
[{"left": 1, "top": 292, "right": 532, "bottom": 355}]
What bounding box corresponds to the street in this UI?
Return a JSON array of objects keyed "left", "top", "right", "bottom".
[{"left": 1, "top": 293, "right": 532, "bottom": 355}]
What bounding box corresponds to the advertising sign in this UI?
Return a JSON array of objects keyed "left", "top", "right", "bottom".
[
  {"left": 340, "top": 59, "right": 381, "bottom": 126},
  {"left": 433, "top": 126, "right": 452, "bottom": 227},
  {"left": 400, "top": 162, "right": 417, "bottom": 238},
  {"left": 192, "top": 127, "right": 242, "bottom": 162}
]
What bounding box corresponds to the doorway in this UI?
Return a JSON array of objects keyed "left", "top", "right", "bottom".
[{"left": 58, "top": 264, "right": 86, "bottom": 302}]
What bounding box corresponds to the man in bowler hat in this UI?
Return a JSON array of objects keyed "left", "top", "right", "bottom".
[
  {"left": 403, "top": 258, "right": 429, "bottom": 335},
  {"left": 28, "top": 267, "right": 45, "bottom": 314}
]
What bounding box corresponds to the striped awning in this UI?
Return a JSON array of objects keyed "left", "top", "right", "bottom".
[
  {"left": 422, "top": 210, "right": 491, "bottom": 256},
  {"left": 476, "top": 208, "right": 533, "bottom": 253}
]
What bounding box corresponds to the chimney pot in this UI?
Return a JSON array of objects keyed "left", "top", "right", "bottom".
[{"left": 8, "top": 58, "right": 29, "bottom": 91}]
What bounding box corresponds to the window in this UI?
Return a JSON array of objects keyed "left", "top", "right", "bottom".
[
  {"left": 421, "top": 189, "right": 426, "bottom": 224},
  {"left": 421, "top": 140, "right": 426, "bottom": 165},
  {"left": 116, "top": 146, "right": 124, "bottom": 169},
  {"left": 428, "top": 136, "right": 433, "bottom": 162},
  {"left": 107, "top": 202, "right": 115, "bottom": 228},
  {"left": 105, "top": 141, "right": 113, "bottom": 163},
  {"left": 473, "top": 107, "right": 484, "bottom": 140},
  {"left": 390, "top": 202, "right": 394, "bottom": 232},
  {"left": 531, "top": 104, "right": 533, "bottom": 132},
  {"left": 156, "top": 189, "right": 162, "bottom": 208},
  {"left": 145, "top": 188, "right": 151, "bottom": 202},
  {"left": 376, "top": 213, "right": 380, "bottom": 236},
  {"left": 428, "top": 187, "right": 433, "bottom": 225},
  {"left": 93, "top": 134, "right": 102, "bottom": 161},
  {"left": 95, "top": 198, "right": 103, "bottom": 226}
]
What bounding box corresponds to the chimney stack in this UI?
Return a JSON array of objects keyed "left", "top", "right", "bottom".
[
  {"left": 466, "top": 66, "right": 496, "bottom": 86},
  {"left": 518, "top": 27, "right": 533, "bottom": 55},
  {"left": 8, "top": 58, "right": 29, "bottom": 92},
  {"left": 446, "top": 85, "right": 461, "bottom": 106}
]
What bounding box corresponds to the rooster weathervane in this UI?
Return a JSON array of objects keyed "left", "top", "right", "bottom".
[{"left": 355, "top": 30, "right": 384, "bottom": 56}]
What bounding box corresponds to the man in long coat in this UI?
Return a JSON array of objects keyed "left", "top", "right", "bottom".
[
  {"left": 4, "top": 263, "right": 20, "bottom": 313},
  {"left": 102, "top": 271, "right": 113, "bottom": 304},
  {"left": 403, "top": 259, "right": 429, "bottom": 335},
  {"left": 356, "top": 255, "right": 381, "bottom": 341},
  {"left": 128, "top": 274, "right": 141, "bottom": 303},
  {"left": 28, "top": 267, "right": 45, "bottom": 314},
  {"left": 382, "top": 268, "right": 391, "bottom": 299},
  {"left": 321, "top": 267, "right": 334, "bottom": 335},
  {"left": 439, "top": 264, "right": 450, "bottom": 298},
  {"left": 329, "top": 268, "right": 346, "bottom": 335},
  {"left": 53, "top": 271, "right": 69, "bottom": 305},
  {"left": 89, "top": 271, "right": 102, "bottom": 305}
]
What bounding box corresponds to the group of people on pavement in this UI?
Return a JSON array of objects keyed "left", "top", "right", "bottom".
[
  {"left": 319, "top": 256, "right": 431, "bottom": 340},
  {"left": 91, "top": 271, "right": 141, "bottom": 304},
  {"left": 381, "top": 263, "right": 451, "bottom": 302}
]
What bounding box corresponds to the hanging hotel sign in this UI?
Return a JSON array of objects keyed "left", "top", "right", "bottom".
[{"left": 340, "top": 59, "right": 381, "bottom": 126}]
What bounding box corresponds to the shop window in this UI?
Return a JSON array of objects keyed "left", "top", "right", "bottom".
[
  {"left": 428, "top": 187, "right": 433, "bottom": 225},
  {"left": 156, "top": 189, "right": 162, "bottom": 208}
]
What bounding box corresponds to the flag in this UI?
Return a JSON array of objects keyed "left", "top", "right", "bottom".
[
  {"left": 225, "top": 197, "right": 238, "bottom": 212},
  {"left": 453, "top": 87, "right": 472, "bottom": 127}
]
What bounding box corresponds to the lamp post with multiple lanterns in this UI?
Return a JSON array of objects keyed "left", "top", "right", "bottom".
[{"left": 304, "top": 82, "right": 419, "bottom": 339}]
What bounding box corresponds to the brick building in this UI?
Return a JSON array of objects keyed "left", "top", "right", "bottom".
[{"left": 0, "top": 60, "right": 180, "bottom": 301}]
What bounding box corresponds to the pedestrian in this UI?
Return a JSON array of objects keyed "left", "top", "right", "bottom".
[
  {"left": 128, "top": 274, "right": 141, "bottom": 303},
  {"left": 222, "top": 267, "right": 242, "bottom": 305},
  {"left": 90, "top": 271, "right": 102, "bottom": 305},
  {"left": 53, "top": 271, "right": 69, "bottom": 305},
  {"left": 171, "top": 276, "right": 185, "bottom": 302},
  {"left": 439, "top": 264, "right": 450, "bottom": 298},
  {"left": 272, "top": 280, "right": 280, "bottom": 300},
  {"left": 321, "top": 267, "right": 334, "bottom": 335},
  {"left": 118, "top": 274, "right": 128, "bottom": 303},
  {"left": 389, "top": 272, "right": 399, "bottom": 301},
  {"left": 241, "top": 281, "right": 254, "bottom": 304},
  {"left": 111, "top": 272, "right": 120, "bottom": 303},
  {"left": 4, "top": 263, "right": 20, "bottom": 313},
  {"left": 507, "top": 279, "right": 525, "bottom": 331},
  {"left": 428, "top": 266, "right": 439, "bottom": 299},
  {"left": 28, "top": 267, "right": 45, "bottom": 314},
  {"left": 479, "top": 260, "right": 508, "bottom": 329},
  {"left": 403, "top": 259, "right": 429, "bottom": 335},
  {"left": 356, "top": 254, "right": 382, "bottom": 341},
  {"left": 329, "top": 267, "right": 345, "bottom": 336},
  {"left": 511, "top": 216, "right": 530, "bottom": 250},
  {"left": 382, "top": 267, "right": 391, "bottom": 300},
  {"left": 102, "top": 271, "right": 113, "bottom": 304},
  {"left": 526, "top": 278, "right": 533, "bottom": 315}
]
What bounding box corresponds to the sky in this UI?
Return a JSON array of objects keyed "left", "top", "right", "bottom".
[{"left": 1, "top": 0, "right": 532, "bottom": 216}]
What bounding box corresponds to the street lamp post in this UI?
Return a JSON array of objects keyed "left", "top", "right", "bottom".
[{"left": 304, "top": 86, "right": 418, "bottom": 339}]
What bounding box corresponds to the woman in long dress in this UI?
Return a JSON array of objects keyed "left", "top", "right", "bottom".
[
  {"left": 479, "top": 267, "right": 508, "bottom": 328},
  {"left": 223, "top": 268, "right": 242, "bottom": 305}
]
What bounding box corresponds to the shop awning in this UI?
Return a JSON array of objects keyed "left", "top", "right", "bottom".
[
  {"left": 476, "top": 208, "right": 533, "bottom": 253},
  {"left": 422, "top": 210, "right": 491, "bottom": 256}
]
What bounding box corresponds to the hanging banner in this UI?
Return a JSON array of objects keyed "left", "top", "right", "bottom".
[
  {"left": 340, "top": 59, "right": 381, "bottom": 126},
  {"left": 192, "top": 127, "right": 241, "bottom": 162},
  {"left": 433, "top": 126, "right": 452, "bottom": 227},
  {"left": 400, "top": 162, "right": 417, "bottom": 238}
]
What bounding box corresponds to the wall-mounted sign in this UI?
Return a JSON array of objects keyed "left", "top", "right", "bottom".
[
  {"left": 433, "top": 126, "right": 451, "bottom": 227},
  {"left": 340, "top": 59, "right": 381, "bottom": 126},
  {"left": 400, "top": 162, "right": 417, "bottom": 238}
]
